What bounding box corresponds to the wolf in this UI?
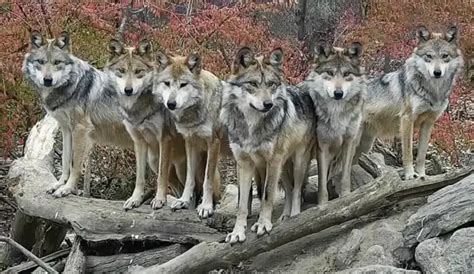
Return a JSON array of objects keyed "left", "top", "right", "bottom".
[
  {"left": 22, "top": 31, "right": 133, "bottom": 198},
  {"left": 301, "top": 42, "right": 366, "bottom": 203},
  {"left": 104, "top": 39, "right": 187, "bottom": 210},
  {"left": 222, "top": 47, "right": 316, "bottom": 243},
  {"left": 356, "top": 26, "right": 464, "bottom": 180},
  {"left": 152, "top": 51, "right": 224, "bottom": 218}
]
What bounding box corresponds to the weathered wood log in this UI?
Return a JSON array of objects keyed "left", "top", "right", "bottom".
[
  {"left": 9, "top": 116, "right": 224, "bottom": 245},
  {"left": 86, "top": 244, "right": 188, "bottom": 272},
  {"left": 63, "top": 236, "right": 86, "bottom": 274},
  {"left": 138, "top": 167, "right": 473, "bottom": 273},
  {"left": 4, "top": 248, "right": 70, "bottom": 273}
]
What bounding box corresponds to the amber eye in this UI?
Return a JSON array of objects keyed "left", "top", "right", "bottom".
[
  {"left": 441, "top": 54, "right": 449, "bottom": 59},
  {"left": 326, "top": 71, "right": 334, "bottom": 77},
  {"left": 134, "top": 69, "right": 144, "bottom": 75},
  {"left": 248, "top": 82, "right": 258, "bottom": 87},
  {"left": 180, "top": 82, "right": 188, "bottom": 88},
  {"left": 164, "top": 81, "right": 170, "bottom": 87},
  {"left": 36, "top": 59, "right": 45, "bottom": 65},
  {"left": 267, "top": 82, "right": 276, "bottom": 88},
  {"left": 343, "top": 71, "right": 351, "bottom": 78},
  {"left": 118, "top": 68, "right": 126, "bottom": 74},
  {"left": 53, "top": 60, "right": 62, "bottom": 65},
  {"left": 426, "top": 54, "right": 433, "bottom": 59}
]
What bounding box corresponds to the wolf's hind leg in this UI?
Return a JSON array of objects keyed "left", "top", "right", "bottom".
[
  {"left": 354, "top": 125, "right": 376, "bottom": 162},
  {"left": 279, "top": 163, "right": 293, "bottom": 221},
  {"left": 291, "top": 146, "right": 311, "bottom": 216}
]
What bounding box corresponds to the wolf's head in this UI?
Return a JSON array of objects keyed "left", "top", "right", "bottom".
[
  {"left": 153, "top": 51, "right": 206, "bottom": 112},
  {"left": 306, "top": 42, "right": 364, "bottom": 101},
  {"left": 105, "top": 39, "right": 154, "bottom": 97},
  {"left": 226, "top": 47, "right": 284, "bottom": 113},
  {"left": 23, "top": 31, "right": 74, "bottom": 88},
  {"left": 413, "top": 25, "right": 462, "bottom": 79}
]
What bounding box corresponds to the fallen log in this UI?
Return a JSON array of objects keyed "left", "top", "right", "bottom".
[
  {"left": 9, "top": 115, "right": 224, "bottom": 245},
  {"left": 86, "top": 244, "right": 188, "bottom": 272},
  {"left": 138, "top": 167, "right": 473, "bottom": 273}
]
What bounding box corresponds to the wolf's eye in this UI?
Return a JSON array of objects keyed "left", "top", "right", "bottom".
[
  {"left": 326, "top": 71, "right": 334, "bottom": 77},
  {"left": 134, "top": 69, "right": 144, "bottom": 75},
  {"left": 247, "top": 82, "right": 258, "bottom": 88},
  {"left": 53, "top": 60, "right": 62, "bottom": 66},
  {"left": 36, "top": 59, "right": 45, "bottom": 65},
  {"left": 425, "top": 54, "right": 433, "bottom": 59},
  {"left": 118, "top": 68, "right": 126, "bottom": 74},
  {"left": 164, "top": 81, "right": 170, "bottom": 87},
  {"left": 441, "top": 54, "right": 449, "bottom": 59},
  {"left": 343, "top": 71, "right": 351, "bottom": 78},
  {"left": 180, "top": 82, "right": 188, "bottom": 88}
]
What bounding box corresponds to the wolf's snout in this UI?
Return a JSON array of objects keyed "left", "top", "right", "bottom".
[
  {"left": 334, "top": 89, "right": 344, "bottom": 100},
  {"left": 263, "top": 100, "right": 273, "bottom": 111},
  {"left": 433, "top": 69, "right": 442, "bottom": 78},
  {"left": 124, "top": 87, "right": 134, "bottom": 96},
  {"left": 43, "top": 77, "right": 53, "bottom": 87},
  {"left": 167, "top": 100, "right": 177, "bottom": 110}
]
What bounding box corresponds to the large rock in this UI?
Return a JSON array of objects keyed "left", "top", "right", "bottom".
[
  {"left": 415, "top": 227, "right": 474, "bottom": 273},
  {"left": 335, "top": 229, "right": 364, "bottom": 270},
  {"left": 337, "top": 265, "right": 420, "bottom": 274},
  {"left": 403, "top": 174, "right": 474, "bottom": 247}
]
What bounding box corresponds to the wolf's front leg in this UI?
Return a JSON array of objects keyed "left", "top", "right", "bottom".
[
  {"left": 317, "top": 144, "right": 333, "bottom": 204},
  {"left": 172, "top": 138, "right": 197, "bottom": 210},
  {"left": 151, "top": 137, "right": 172, "bottom": 210},
  {"left": 401, "top": 114, "right": 417, "bottom": 180},
  {"left": 53, "top": 128, "right": 89, "bottom": 197},
  {"left": 251, "top": 156, "right": 282, "bottom": 236},
  {"left": 197, "top": 138, "right": 221, "bottom": 218},
  {"left": 48, "top": 127, "right": 72, "bottom": 194},
  {"left": 122, "top": 139, "right": 147, "bottom": 209},
  {"left": 415, "top": 120, "right": 434, "bottom": 179},
  {"left": 226, "top": 157, "right": 254, "bottom": 244},
  {"left": 339, "top": 138, "right": 355, "bottom": 197}
]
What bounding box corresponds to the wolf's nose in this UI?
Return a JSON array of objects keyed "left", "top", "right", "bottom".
[
  {"left": 334, "top": 90, "right": 344, "bottom": 100},
  {"left": 124, "top": 87, "right": 134, "bottom": 96},
  {"left": 263, "top": 101, "right": 273, "bottom": 110},
  {"left": 43, "top": 77, "right": 53, "bottom": 87},
  {"left": 434, "top": 70, "right": 442, "bottom": 78},
  {"left": 167, "top": 100, "right": 177, "bottom": 110}
]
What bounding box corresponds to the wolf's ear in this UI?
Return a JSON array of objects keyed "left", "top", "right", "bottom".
[
  {"left": 268, "top": 48, "right": 284, "bottom": 68},
  {"left": 138, "top": 39, "right": 153, "bottom": 56},
  {"left": 445, "top": 25, "right": 458, "bottom": 44},
  {"left": 346, "top": 42, "right": 363, "bottom": 58},
  {"left": 416, "top": 26, "right": 430, "bottom": 43},
  {"left": 108, "top": 39, "right": 124, "bottom": 56},
  {"left": 313, "top": 43, "right": 331, "bottom": 62},
  {"left": 55, "top": 32, "right": 70, "bottom": 50},
  {"left": 187, "top": 52, "right": 201, "bottom": 74},
  {"left": 31, "top": 31, "right": 44, "bottom": 48},
  {"left": 156, "top": 51, "right": 170, "bottom": 70},
  {"left": 233, "top": 47, "right": 254, "bottom": 73}
]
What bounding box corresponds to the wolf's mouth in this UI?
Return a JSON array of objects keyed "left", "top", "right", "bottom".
[{"left": 250, "top": 103, "right": 270, "bottom": 113}]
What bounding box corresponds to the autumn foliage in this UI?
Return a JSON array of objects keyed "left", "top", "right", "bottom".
[{"left": 0, "top": 0, "right": 472, "bottom": 164}]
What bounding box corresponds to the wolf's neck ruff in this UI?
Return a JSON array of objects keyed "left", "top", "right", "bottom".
[
  {"left": 120, "top": 88, "right": 168, "bottom": 126},
  {"left": 171, "top": 100, "right": 207, "bottom": 129}
]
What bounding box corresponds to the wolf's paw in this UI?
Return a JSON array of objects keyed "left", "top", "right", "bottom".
[
  {"left": 46, "top": 182, "right": 65, "bottom": 194},
  {"left": 171, "top": 199, "right": 190, "bottom": 210},
  {"left": 278, "top": 213, "right": 290, "bottom": 222},
  {"left": 251, "top": 217, "right": 273, "bottom": 236},
  {"left": 402, "top": 172, "right": 418, "bottom": 180},
  {"left": 52, "top": 184, "right": 77, "bottom": 197},
  {"left": 226, "top": 226, "right": 247, "bottom": 244},
  {"left": 197, "top": 202, "right": 214, "bottom": 219},
  {"left": 123, "top": 194, "right": 144, "bottom": 210},
  {"left": 150, "top": 196, "right": 166, "bottom": 210}
]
